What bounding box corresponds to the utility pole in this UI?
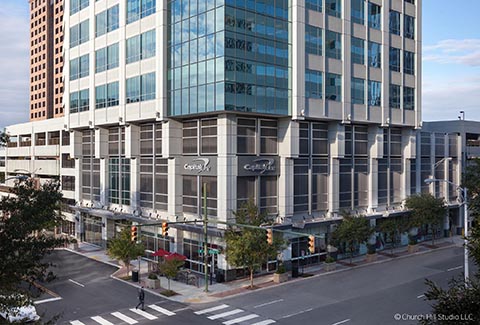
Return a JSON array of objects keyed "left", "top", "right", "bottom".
[{"left": 203, "top": 182, "right": 208, "bottom": 292}]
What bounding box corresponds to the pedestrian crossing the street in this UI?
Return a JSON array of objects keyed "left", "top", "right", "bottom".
[
  {"left": 194, "top": 304, "right": 276, "bottom": 325},
  {"left": 69, "top": 303, "right": 176, "bottom": 324}
]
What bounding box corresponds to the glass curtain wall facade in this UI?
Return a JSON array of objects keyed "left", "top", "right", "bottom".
[{"left": 167, "top": 0, "right": 291, "bottom": 116}]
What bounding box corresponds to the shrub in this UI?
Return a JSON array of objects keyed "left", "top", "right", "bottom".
[
  {"left": 276, "top": 264, "right": 286, "bottom": 274},
  {"left": 148, "top": 273, "right": 157, "bottom": 280},
  {"left": 367, "top": 244, "right": 376, "bottom": 255},
  {"left": 325, "top": 256, "right": 336, "bottom": 264}
]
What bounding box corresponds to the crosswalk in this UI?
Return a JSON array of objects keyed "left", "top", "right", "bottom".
[
  {"left": 69, "top": 303, "right": 176, "bottom": 324},
  {"left": 194, "top": 304, "right": 276, "bottom": 325}
]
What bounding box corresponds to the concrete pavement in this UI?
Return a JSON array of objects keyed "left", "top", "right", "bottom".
[{"left": 62, "top": 235, "right": 465, "bottom": 304}]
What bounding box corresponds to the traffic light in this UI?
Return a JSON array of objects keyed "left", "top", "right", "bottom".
[
  {"left": 308, "top": 235, "right": 315, "bottom": 254},
  {"left": 162, "top": 222, "right": 169, "bottom": 237},
  {"left": 131, "top": 226, "right": 138, "bottom": 242},
  {"left": 266, "top": 229, "right": 273, "bottom": 245}
]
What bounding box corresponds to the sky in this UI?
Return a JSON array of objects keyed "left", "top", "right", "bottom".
[{"left": 0, "top": 0, "right": 479, "bottom": 128}]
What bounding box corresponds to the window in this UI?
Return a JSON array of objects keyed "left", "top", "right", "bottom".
[
  {"left": 62, "top": 176, "right": 75, "bottom": 191},
  {"left": 95, "top": 43, "right": 119, "bottom": 73},
  {"left": 405, "top": 0, "right": 415, "bottom": 5},
  {"left": 126, "top": 29, "right": 156, "bottom": 64},
  {"left": 201, "top": 119, "right": 217, "bottom": 154},
  {"left": 326, "top": 30, "right": 341, "bottom": 60},
  {"left": 70, "top": 89, "right": 89, "bottom": 113},
  {"left": 95, "top": 5, "right": 119, "bottom": 37},
  {"left": 70, "top": 20, "right": 89, "bottom": 48},
  {"left": 368, "top": 41, "right": 381, "bottom": 68},
  {"left": 70, "top": 0, "right": 88, "bottom": 15},
  {"left": 368, "top": 80, "right": 381, "bottom": 106},
  {"left": 351, "top": 78, "right": 365, "bottom": 104},
  {"left": 368, "top": 3, "right": 381, "bottom": 30},
  {"left": 260, "top": 120, "right": 278, "bottom": 155},
  {"left": 70, "top": 54, "right": 89, "bottom": 80},
  {"left": 305, "top": 25, "right": 322, "bottom": 56},
  {"left": 237, "top": 118, "right": 256, "bottom": 154},
  {"left": 126, "top": 72, "right": 156, "bottom": 103},
  {"left": 404, "top": 15, "right": 415, "bottom": 39},
  {"left": 305, "top": 69, "right": 323, "bottom": 99},
  {"left": 351, "top": 0, "right": 364, "bottom": 25},
  {"left": 95, "top": 81, "right": 119, "bottom": 109},
  {"left": 389, "top": 11, "right": 400, "bottom": 35},
  {"left": 389, "top": 84, "right": 400, "bottom": 108},
  {"left": 389, "top": 47, "right": 400, "bottom": 72},
  {"left": 326, "top": 0, "right": 341, "bottom": 18},
  {"left": 326, "top": 73, "right": 341, "bottom": 101},
  {"left": 305, "top": 0, "right": 322, "bottom": 12},
  {"left": 404, "top": 86, "right": 415, "bottom": 110},
  {"left": 127, "top": 0, "right": 156, "bottom": 24},
  {"left": 260, "top": 176, "right": 278, "bottom": 214},
  {"left": 404, "top": 51, "right": 415, "bottom": 74},
  {"left": 351, "top": 37, "right": 365, "bottom": 64}
]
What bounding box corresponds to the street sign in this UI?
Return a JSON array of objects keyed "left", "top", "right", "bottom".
[{"left": 198, "top": 248, "right": 219, "bottom": 254}]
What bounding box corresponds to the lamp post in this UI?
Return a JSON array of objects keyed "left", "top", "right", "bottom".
[{"left": 424, "top": 178, "right": 469, "bottom": 287}]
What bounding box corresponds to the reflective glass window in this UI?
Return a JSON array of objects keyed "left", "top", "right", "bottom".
[
  {"left": 389, "top": 84, "right": 400, "bottom": 108},
  {"left": 70, "top": 0, "right": 89, "bottom": 15},
  {"left": 127, "top": 0, "right": 156, "bottom": 24},
  {"left": 368, "top": 41, "right": 381, "bottom": 68},
  {"left": 70, "top": 20, "right": 89, "bottom": 48},
  {"left": 95, "top": 5, "right": 119, "bottom": 37},
  {"left": 404, "top": 86, "right": 415, "bottom": 110},
  {"left": 389, "top": 47, "right": 400, "bottom": 72},
  {"left": 351, "top": 0, "right": 364, "bottom": 25},
  {"left": 95, "top": 43, "right": 119, "bottom": 73},
  {"left": 326, "top": 0, "right": 341, "bottom": 18},
  {"left": 368, "top": 80, "right": 381, "bottom": 106},
  {"left": 389, "top": 11, "right": 400, "bottom": 35},
  {"left": 326, "top": 73, "right": 341, "bottom": 101},
  {"left": 404, "top": 15, "right": 415, "bottom": 39},
  {"left": 368, "top": 2, "right": 381, "bottom": 30},
  {"left": 305, "top": 25, "right": 323, "bottom": 56},
  {"left": 70, "top": 54, "right": 89, "bottom": 80},
  {"left": 351, "top": 77, "right": 364, "bottom": 104},
  {"left": 326, "top": 30, "right": 341, "bottom": 60},
  {"left": 404, "top": 51, "right": 415, "bottom": 74},
  {"left": 305, "top": 69, "right": 323, "bottom": 99},
  {"left": 306, "top": 0, "right": 322, "bottom": 12},
  {"left": 351, "top": 37, "right": 364, "bottom": 65}
]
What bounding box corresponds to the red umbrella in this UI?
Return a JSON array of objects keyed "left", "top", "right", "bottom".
[
  {"left": 165, "top": 252, "right": 187, "bottom": 261},
  {"left": 152, "top": 248, "right": 170, "bottom": 257}
]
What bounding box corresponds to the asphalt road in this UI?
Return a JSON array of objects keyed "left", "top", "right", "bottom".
[{"left": 190, "top": 246, "right": 476, "bottom": 325}]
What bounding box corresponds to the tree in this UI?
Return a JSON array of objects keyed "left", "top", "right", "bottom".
[
  {"left": 377, "top": 216, "right": 412, "bottom": 255},
  {"left": 463, "top": 158, "right": 480, "bottom": 217},
  {"left": 158, "top": 258, "right": 185, "bottom": 291},
  {"left": 331, "top": 213, "right": 374, "bottom": 264},
  {"left": 0, "top": 130, "right": 8, "bottom": 147},
  {"left": 106, "top": 228, "right": 144, "bottom": 277},
  {"left": 0, "top": 179, "right": 67, "bottom": 313},
  {"left": 225, "top": 200, "right": 285, "bottom": 289},
  {"left": 405, "top": 193, "right": 446, "bottom": 246}
]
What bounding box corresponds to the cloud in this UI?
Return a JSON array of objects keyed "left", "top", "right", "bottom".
[
  {"left": 423, "top": 39, "right": 480, "bottom": 66},
  {"left": 0, "top": 2, "right": 30, "bottom": 129}
]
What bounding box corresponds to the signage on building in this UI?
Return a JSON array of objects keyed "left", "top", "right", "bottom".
[
  {"left": 238, "top": 156, "right": 280, "bottom": 176},
  {"left": 179, "top": 156, "right": 217, "bottom": 175}
]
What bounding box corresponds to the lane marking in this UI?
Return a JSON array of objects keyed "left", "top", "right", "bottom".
[
  {"left": 70, "top": 321, "right": 85, "bottom": 325},
  {"left": 195, "top": 304, "right": 229, "bottom": 315},
  {"left": 68, "top": 279, "right": 85, "bottom": 287},
  {"left": 223, "top": 314, "right": 259, "bottom": 325},
  {"left": 173, "top": 307, "right": 190, "bottom": 313},
  {"left": 148, "top": 304, "right": 176, "bottom": 316},
  {"left": 129, "top": 308, "right": 158, "bottom": 320},
  {"left": 331, "top": 319, "right": 351, "bottom": 325},
  {"left": 34, "top": 297, "right": 63, "bottom": 304},
  {"left": 91, "top": 316, "right": 114, "bottom": 325},
  {"left": 111, "top": 312, "right": 138, "bottom": 324},
  {"left": 251, "top": 320, "right": 276, "bottom": 325},
  {"left": 254, "top": 299, "right": 284, "bottom": 308},
  {"left": 208, "top": 309, "right": 244, "bottom": 320},
  {"left": 447, "top": 266, "right": 463, "bottom": 272},
  {"left": 417, "top": 294, "right": 425, "bottom": 299},
  {"left": 281, "top": 308, "right": 313, "bottom": 319}
]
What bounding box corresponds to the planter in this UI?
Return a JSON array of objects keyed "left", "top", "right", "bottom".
[
  {"left": 408, "top": 244, "right": 419, "bottom": 253},
  {"left": 365, "top": 253, "right": 378, "bottom": 263},
  {"left": 324, "top": 262, "right": 336, "bottom": 272},
  {"left": 68, "top": 243, "right": 78, "bottom": 250},
  {"left": 273, "top": 272, "right": 288, "bottom": 283},
  {"left": 145, "top": 277, "right": 161, "bottom": 289}
]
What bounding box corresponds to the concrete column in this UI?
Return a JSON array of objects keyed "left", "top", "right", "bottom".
[
  {"left": 278, "top": 157, "right": 294, "bottom": 218},
  {"left": 217, "top": 115, "right": 236, "bottom": 223},
  {"left": 130, "top": 157, "right": 139, "bottom": 210},
  {"left": 100, "top": 158, "right": 107, "bottom": 206},
  {"left": 167, "top": 157, "right": 182, "bottom": 217}
]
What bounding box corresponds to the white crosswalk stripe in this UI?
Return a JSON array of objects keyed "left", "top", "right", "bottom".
[
  {"left": 91, "top": 316, "right": 114, "bottom": 325},
  {"left": 148, "top": 304, "right": 176, "bottom": 316},
  {"left": 129, "top": 308, "right": 158, "bottom": 320},
  {"left": 111, "top": 312, "right": 138, "bottom": 324},
  {"left": 70, "top": 321, "right": 85, "bottom": 325},
  {"left": 208, "top": 309, "right": 244, "bottom": 320},
  {"left": 195, "top": 304, "right": 230, "bottom": 315},
  {"left": 251, "top": 320, "right": 276, "bottom": 325},
  {"left": 223, "top": 313, "right": 260, "bottom": 325}
]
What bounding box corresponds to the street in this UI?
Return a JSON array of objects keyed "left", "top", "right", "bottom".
[{"left": 33, "top": 247, "right": 473, "bottom": 325}]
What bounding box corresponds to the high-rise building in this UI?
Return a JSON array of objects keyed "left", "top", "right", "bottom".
[
  {"left": 29, "top": 0, "right": 64, "bottom": 121},
  {"left": 4, "top": 0, "right": 426, "bottom": 279}
]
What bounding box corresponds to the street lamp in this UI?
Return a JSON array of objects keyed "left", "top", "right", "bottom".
[
  {"left": 424, "top": 178, "right": 469, "bottom": 287},
  {"left": 13, "top": 167, "right": 42, "bottom": 178},
  {"left": 460, "top": 110, "right": 465, "bottom": 121}
]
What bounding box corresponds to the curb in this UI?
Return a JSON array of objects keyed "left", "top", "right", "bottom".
[{"left": 60, "top": 248, "right": 122, "bottom": 269}]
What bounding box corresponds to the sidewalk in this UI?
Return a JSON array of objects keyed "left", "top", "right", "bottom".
[{"left": 65, "top": 236, "right": 464, "bottom": 304}]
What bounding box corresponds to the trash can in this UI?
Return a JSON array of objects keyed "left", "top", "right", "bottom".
[
  {"left": 216, "top": 271, "right": 225, "bottom": 283},
  {"left": 132, "top": 270, "right": 139, "bottom": 282}
]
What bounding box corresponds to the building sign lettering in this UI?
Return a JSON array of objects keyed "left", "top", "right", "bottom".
[{"left": 243, "top": 158, "right": 276, "bottom": 174}]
